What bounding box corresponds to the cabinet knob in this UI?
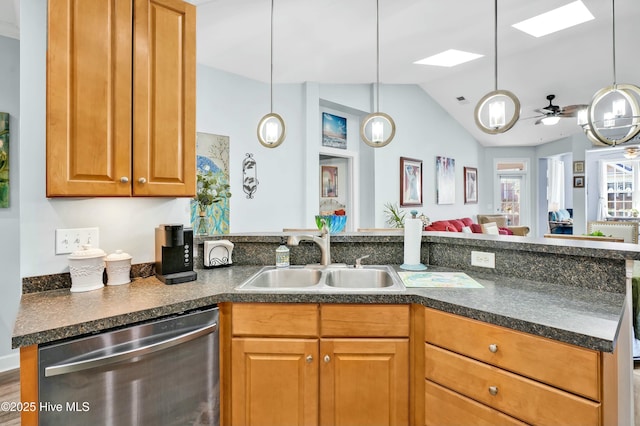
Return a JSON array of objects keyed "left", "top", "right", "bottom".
[
  {"left": 488, "top": 386, "right": 498, "bottom": 396},
  {"left": 488, "top": 344, "right": 498, "bottom": 353},
  {"left": 138, "top": 177, "right": 147, "bottom": 184},
  {"left": 323, "top": 355, "right": 331, "bottom": 363},
  {"left": 120, "top": 177, "right": 129, "bottom": 183},
  {"left": 306, "top": 355, "right": 313, "bottom": 363}
]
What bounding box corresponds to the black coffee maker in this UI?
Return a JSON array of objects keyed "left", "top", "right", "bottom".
[{"left": 155, "top": 224, "right": 197, "bottom": 284}]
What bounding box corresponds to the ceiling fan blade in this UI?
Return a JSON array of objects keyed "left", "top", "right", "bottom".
[{"left": 559, "top": 104, "right": 588, "bottom": 116}]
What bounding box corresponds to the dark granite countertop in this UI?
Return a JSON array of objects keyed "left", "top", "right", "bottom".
[{"left": 12, "top": 264, "right": 625, "bottom": 353}]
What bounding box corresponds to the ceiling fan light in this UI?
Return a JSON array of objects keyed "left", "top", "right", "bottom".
[{"left": 541, "top": 116, "right": 561, "bottom": 125}]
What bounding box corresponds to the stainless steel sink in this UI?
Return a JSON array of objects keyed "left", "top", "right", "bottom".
[
  {"left": 236, "top": 265, "right": 405, "bottom": 292},
  {"left": 240, "top": 268, "right": 322, "bottom": 288},
  {"left": 325, "top": 268, "right": 395, "bottom": 288}
]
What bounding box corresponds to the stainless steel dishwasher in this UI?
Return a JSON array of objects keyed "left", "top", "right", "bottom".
[{"left": 38, "top": 307, "right": 219, "bottom": 426}]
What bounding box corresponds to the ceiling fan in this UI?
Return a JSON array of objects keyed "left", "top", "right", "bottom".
[{"left": 528, "top": 94, "right": 587, "bottom": 126}]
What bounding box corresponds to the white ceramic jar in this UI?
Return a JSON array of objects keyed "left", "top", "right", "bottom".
[
  {"left": 68, "top": 245, "right": 106, "bottom": 292},
  {"left": 105, "top": 250, "right": 132, "bottom": 286}
]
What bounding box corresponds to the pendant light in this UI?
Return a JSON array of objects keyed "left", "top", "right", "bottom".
[
  {"left": 474, "top": 0, "right": 520, "bottom": 134},
  {"left": 257, "top": 0, "right": 286, "bottom": 148},
  {"left": 360, "top": 0, "right": 396, "bottom": 148},
  {"left": 584, "top": 0, "right": 640, "bottom": 147}
]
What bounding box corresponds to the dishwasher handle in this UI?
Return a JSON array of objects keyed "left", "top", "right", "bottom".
[{"left": 45, "top": 322, "right": 217, "bottom": 377}]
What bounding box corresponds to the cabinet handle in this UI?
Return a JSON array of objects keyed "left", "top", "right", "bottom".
[
  {"left": 323, "top": 355, "right": 331, "bottom": 363},
  {"left": 488, "top": 344, "right": 498, "bottom": 353},
  {"left": 488, "top": 386, "right": 498, "bottom": 396},
  {"left": 120, "top": 177, "right": 129, "bottom": 183},
  {"left": 138, "top": 177, "right": 147, "bottom": 184},
  {"left": 306, "top": 355, "right": 313, "bottom": 363}
]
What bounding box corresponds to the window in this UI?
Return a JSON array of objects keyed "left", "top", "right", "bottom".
[
  {"left": 605, "top": 161, "right": 637, "bottom": 217},
  {"left": 494, "top": 160, "right": 528, "bottom": 226}
]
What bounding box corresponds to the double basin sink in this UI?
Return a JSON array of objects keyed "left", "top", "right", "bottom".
[{"left": 236, "top": 265, "right": 405, "bottom": 292}]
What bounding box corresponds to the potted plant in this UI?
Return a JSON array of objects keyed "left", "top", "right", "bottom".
[
  {"left": 194, "top": 168, "right": 231, "bottom": 235},
  {"left": 383, "top": 202, "right": 406, "bottom": 228}
]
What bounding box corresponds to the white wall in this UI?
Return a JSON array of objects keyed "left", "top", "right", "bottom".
[{"left": 0, "top": 34, "right": 21, "bottom": 369}]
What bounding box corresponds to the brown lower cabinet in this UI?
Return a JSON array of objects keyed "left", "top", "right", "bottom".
[{"left": 223, "top": 303, "right": 410, "bottom": 426}]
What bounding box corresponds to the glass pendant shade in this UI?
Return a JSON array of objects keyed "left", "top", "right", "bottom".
[
  {"left": 475, "top": 90, "right": 520, "bottom": 134},
  {"left": 257, "top": 112, "right": 286, "bottom": 148},
  {"left": 586, "top": 84, "right": 640, "bottom": 146},
  {"left": 361, "top": 112, "right": 396, "bottom": 148},
  {"left": 489, "top": 100, "right": 506, "bottom": 128}
]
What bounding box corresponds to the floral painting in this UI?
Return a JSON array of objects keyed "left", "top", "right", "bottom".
[
  {"left": 0, "top": 113, "right": 9, "bottom": 208},
  {"left": 191, "top": 133, "right": 231, "bottom": 235}
]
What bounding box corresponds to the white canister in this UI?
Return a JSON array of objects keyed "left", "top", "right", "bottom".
[
  {"left": 68, "top": 245, "right": 106, "bottom": 292},
  {"left": 105, "top": 250, "right": 133, "bottom": 286}
]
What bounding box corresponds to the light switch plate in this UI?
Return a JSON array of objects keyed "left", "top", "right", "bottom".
[
  {"left": 55, "top": 228, "right": 100, "bottom": 254},
  {"left": 471, "top": 250, "right": 495, "bottom": 268}
]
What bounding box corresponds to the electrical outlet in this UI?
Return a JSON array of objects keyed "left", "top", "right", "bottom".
[
  {"left": 55, "top": 228, "right": 100, "bottom": 254},
  {"left": 471, "top": 250, "right": 495, "bottom": 268}
]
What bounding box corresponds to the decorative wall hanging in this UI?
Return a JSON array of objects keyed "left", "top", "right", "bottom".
[
  {"left": 0, "top": 113, "right": 9, "bottom": 208},
  {"left": 242, "top": 153, "right": 258, "bottom": 199},
  {"left": 400, "top": 157, "right": 422, "bottom": 207},
  {"left": 436, "top": 156, "right": 455, "bottom": 205},
  {"left": 464, "top": 167, "right": 478, "bottom": 204},
  {"left": 322, "top": 112, "right": 347, "bottom": 149},
  {"left": 192, "top": 133, "right": 231, "bottom": 235}
]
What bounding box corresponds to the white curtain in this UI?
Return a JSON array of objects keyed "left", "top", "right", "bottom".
[
  {"left": 547, "top": 158, "right": 565, "bottom": 211},
  {"left": 597, "top": 160, "right": 608, "bottom": 221}
]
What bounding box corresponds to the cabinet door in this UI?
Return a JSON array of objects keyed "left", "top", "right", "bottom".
[
  {"left": 133, "top": 0, "right": 196, "bottom": 196},
  {"left": 232, "top": 338, "right": 318, "bottom": 426},
  {"left": 320, "top": 338, "right": 409, "bottom": 426},
  {"left": 47, "top": 0, "right": 133, "bottom": 196}
]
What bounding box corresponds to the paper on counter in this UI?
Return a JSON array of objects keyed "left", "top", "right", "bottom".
[{"left": 398, "top": 271, "right": 484, "bottom": 288}]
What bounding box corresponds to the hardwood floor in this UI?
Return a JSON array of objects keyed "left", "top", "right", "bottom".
[{"left": 0, "top": 369, "right": 20, "bottom": 425}]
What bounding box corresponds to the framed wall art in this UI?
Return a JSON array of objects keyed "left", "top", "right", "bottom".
[
  {"left": 400, "top": 157, "right": 423, "bottom": 207},
  {"left": 464, "top": 167, "right": 478, "bottom": 204},
  {"left": 321, "top": 165, "right": 338, "bottom": 197},
  {"left": 436, "top": 156, "right": 455, "bottom": 204},
  {"left": 321, "top": 112, "right": 347, "bottom": 149},
  {"left": 573, "top": 175, "right": 585, "bottom": 188},
  {"left": 0, "top": 112, "right": 9, "bottom": 208},
  {"left": 573, "top": 160, "right": 584, "bottom": 174}
]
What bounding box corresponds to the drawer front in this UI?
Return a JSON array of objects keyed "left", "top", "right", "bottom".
[
  {"left": 425, "top": 380, "right": 527, "bottom": 426},
  {"left": 424, "top": 308, "right": 600, "bottom": 400},
  {"left": 232, "top": 303, "right": 318, "bottom": 337},
  {"left": 321, "top": 304, "right": 410, "bottom": 337},
  {"left": 425, "top": 344, "right": 600, "bottom": 426}
]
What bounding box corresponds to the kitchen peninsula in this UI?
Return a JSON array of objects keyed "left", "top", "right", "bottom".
[{"left": 12, "top": 232, "right": 637, "bottom": 425}]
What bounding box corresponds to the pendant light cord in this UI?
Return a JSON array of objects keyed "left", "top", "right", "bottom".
[
  {"left": 612, "top": 0, "right": 617, "bottom": 86},
  {"left": 493, "top": 0, "right": 498, "bottom": 92},
  {"left": 376, "top": 0, "right": 380, "bottom": 112},
  {"left": 270, "top": 0, "right": 274, "bottom": 113}
]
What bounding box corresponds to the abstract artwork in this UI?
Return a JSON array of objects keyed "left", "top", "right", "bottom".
[
  {"left": 322, "top": 112, "right": 347, "bottom": 149},
  {"left": 436, "top": 156, "right": 455, "bottom": 205},
  {"left": 464, "top": 167, "right": 478, "bottom": 204},
  {"left": 400, "top": 157, "right": 422, "bottom": 207},
  {"left": 191, "top": 133, "right": 230, "bottom": 235},
  {"left": 0, "top": 113, "right": 9, "bottom": 208}
]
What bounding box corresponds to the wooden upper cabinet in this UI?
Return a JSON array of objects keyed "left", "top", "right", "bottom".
[
  {"left": 133, "top": 0, "right": 195, "bottom": 196},
  {"left": 46, "top": 0, "right": 195, "bottom": 197}
]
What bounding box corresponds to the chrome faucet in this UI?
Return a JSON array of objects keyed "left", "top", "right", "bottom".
[{"left": 287, "top": 220, "right": 331, "bottom": 266}]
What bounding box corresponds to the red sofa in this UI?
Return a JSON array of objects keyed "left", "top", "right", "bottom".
[{"left": 425, "top": 217, "right": 514, "bottom": 235}]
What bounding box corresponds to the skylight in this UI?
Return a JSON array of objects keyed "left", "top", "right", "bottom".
[
  {"left": 414, "top": 49, "right": 484, "bottom": 67},
  {"left": 512, "top": 1, "right": 594, "bottom": 38}
]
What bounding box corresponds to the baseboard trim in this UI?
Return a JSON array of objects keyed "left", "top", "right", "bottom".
[{"left": 0, "top": 352, "right": 20, "bottom": 373}]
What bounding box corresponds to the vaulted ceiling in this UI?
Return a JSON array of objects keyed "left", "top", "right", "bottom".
[{"left": 4, "top": 0, "right": 639, "bottom": 148}]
